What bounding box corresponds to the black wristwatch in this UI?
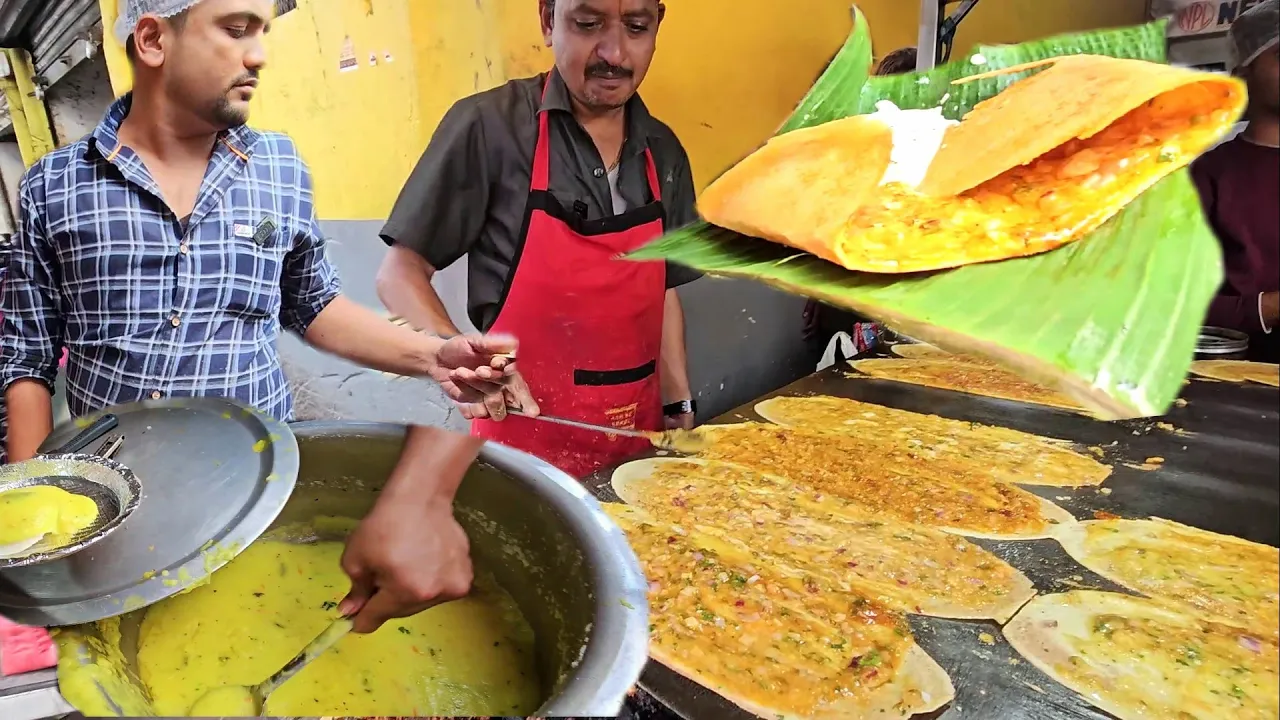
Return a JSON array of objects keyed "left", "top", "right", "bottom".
[{"left": 663, "top": 399, "right": 697, "bottom": 417}]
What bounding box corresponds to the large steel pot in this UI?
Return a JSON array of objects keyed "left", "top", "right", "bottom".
[{"left": 52, "top": 421, "right": 650, "bottom": 717}]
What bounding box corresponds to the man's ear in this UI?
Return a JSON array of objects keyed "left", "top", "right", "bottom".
[
  {"left": 539, "top": 0, "right": 554, "bottom": 47},
  {"left": 131, "top": 16, "right": 167, "bottom": 69},
  {"left": 656, "top": 2, "right": 666, "bottom": 26}
]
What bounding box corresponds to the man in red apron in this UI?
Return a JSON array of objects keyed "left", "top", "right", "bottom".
[{"left": 378, "top": 0, "right": 700, "bottom": 478}]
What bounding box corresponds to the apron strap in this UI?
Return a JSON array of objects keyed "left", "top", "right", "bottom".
[
  {"left": 531, "top": 77, "right": 554, "bottom": 193},
  {"left": 641, "top": 148, "right": 662, "bottom": 203}
]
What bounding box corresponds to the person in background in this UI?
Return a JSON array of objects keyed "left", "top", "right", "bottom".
[
  {"left": 376, "top": 0, "right": 701, "bottom": 479},
  {"left": 1192, "top": 0, "right": 1279, "bottom": 363},
  {"left": 803, "top": 47, "right": 918, "bottom": 364},
  {"left": 0, "top": 0, "right": 535, "bottom": 464}
]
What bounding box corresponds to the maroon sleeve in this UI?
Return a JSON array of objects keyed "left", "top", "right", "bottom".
[
  {"left": 1206, "top": 293, "right": 1263, "bottom": 333},
  {"left": 1192, "top": 157, "right": 1263, "bottom": 333}
]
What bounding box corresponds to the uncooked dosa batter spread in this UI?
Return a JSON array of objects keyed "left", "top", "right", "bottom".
[{"left": 89, "top": 527, "right": 541, "bottom": 716}]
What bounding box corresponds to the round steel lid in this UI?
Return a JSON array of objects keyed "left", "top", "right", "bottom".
[
  {"left": 1197, "top": 326, "right": 1250, "bottom": 356},
  {"left": 0, "top": 398, "right": 298, "bottom": 626}
]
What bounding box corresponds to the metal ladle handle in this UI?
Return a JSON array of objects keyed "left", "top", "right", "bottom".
[
  {"left": 47, "top": 414, "right": 120, "bottom": 455},
  {"left": 253, "top": 618, "right": 354, "bottom": 706}
]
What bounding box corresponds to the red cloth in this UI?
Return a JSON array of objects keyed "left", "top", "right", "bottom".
[
  {"left": 471, "top": 79, "right": 667, "bottom": 479},
  {"left": 1192, "top": 137, "right": 1280, "bottom": 361},
  {"left": 0, "top": 615, "right": 57, "bottom": 675}
]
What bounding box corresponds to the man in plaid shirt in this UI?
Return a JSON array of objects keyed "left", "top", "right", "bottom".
[{"left": 0, "top": 0, "right": 536, "bottom": 463}]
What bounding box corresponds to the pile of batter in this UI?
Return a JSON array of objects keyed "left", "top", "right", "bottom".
[
  {"left": 0, "top": 485, "right": 99, "bottom": 558},
  {"left": 129, "top": 529, "right": 541, "bottom": 716}
]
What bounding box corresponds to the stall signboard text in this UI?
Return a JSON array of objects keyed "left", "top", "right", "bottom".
[{"left": 1151, "top": 0, "right": 1265, "bottom": 37}]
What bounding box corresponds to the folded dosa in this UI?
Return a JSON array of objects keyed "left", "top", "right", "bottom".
[{"left": 699, "top": 55, "right": 1246, "bottom": 273}]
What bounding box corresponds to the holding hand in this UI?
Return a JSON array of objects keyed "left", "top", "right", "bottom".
[
  {"left": 430, "top": 333, "right": 540, "bottom": 421},
  {"left": 337, "top": 426, "right": 482, "bottom": 634},
  {"left": 339, "top": 496, "right": 473, "bottom": 633},
  {"left": 1261, "top": 291, "right": 1278, "bottom": 327},
  {"left": 664, "top": 411, "right": 696, "bottom": 430}
]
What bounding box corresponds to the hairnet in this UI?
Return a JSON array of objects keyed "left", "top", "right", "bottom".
[
  {"left": 113, "top": 0, "right": 206, "bottom": 45},
  {"left": 1231, "top": 0, "right": 1279, "bottom": 68}
]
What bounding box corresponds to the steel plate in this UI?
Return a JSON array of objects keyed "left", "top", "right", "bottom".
[
  {"left": 0, "top": 398, "right": 299, "bottom": 626},
  {"left": 586, "top": 358, "right": 1280, "bottom": 720}
]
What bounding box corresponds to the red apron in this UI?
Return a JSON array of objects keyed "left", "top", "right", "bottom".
[{"left": 471, "top": 85, "right": 667, "bottom": 479}]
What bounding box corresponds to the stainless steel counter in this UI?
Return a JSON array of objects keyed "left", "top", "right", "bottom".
[{"left": 0, "top": 666, "right": 73, "bottom": 720}]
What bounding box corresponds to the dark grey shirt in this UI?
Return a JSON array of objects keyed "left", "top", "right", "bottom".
[{"left": 380, "top": 69, "right": 701, "bottom": 332}]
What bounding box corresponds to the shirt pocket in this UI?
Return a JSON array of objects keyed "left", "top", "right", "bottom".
[{"left": 222, "top": 218, "right": 289, "bottom": 320}]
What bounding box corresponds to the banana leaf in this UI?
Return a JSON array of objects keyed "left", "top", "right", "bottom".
[{"left": 632, "top": 7, "right": 1222, "bottom": 420}]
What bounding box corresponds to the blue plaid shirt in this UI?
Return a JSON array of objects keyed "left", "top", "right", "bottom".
[{"left": 0, "top": 95, "right": 341, "bottom": 429}]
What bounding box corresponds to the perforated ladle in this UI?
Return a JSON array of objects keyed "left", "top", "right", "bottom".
[{"left": 0, "top": 415, "right": 132, "bottom": 563}]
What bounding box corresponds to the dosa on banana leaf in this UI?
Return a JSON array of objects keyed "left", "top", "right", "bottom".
[
  {"left": 698, "top": 55, "right": 1244, "bottom": 274},
  {"left": 630, "top": 10, "right": 1226, "bottom": 420}
]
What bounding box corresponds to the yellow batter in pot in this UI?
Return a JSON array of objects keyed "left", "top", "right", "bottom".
[
  {"left": 0, "top": 485, "right": 99, "bottom": 556},
  {"left": 120, "top": 529, "right": 541, "bottom": 717}
]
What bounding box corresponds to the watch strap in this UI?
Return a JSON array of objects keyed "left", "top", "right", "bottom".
[{"left": 663, "top": 399, "right": 696, "bottom": 417}]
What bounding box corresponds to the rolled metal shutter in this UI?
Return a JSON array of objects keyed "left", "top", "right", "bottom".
[{"left": 28, "top": 0, "right": 100, "bottom": 78}]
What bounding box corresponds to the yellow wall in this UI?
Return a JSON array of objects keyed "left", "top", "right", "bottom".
[
  {"left": 951, "top": 0, "right": 1148, "bottom": 51},
  {"left": 97, "top": 0, "right": 499, "bottom": 220},
  {"left": 855, "top": 0, "right": 1150, "bottom": 64},
  {"left": 493, "top": 0, "right": 859, "bottom": 191},
  {"left": 95, "top": 0, "right": 1149, "bottom": 219}
]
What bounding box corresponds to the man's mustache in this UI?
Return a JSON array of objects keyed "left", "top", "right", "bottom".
[
  {"left": 586, "top": 63, "right": 632, "bottom": 80},
  {"left": 229, "top": 71, "right": 260, "bottom": 89}
]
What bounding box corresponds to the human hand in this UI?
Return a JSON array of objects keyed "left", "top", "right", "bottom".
[
  {"left": 664, "top": 412, "right": 696, "bottom": 430},
  {"left": 338, "top": 497, "right": 473, "bottom": 634},
  {"left": 1261, "top": 291, "right": 1279, "bottom": 326},
  {"left": 431, "top": 333, "right": 539, "bottom": 421}
]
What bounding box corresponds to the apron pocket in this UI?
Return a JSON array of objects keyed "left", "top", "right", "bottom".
[{"left": 573, "top": 359, "right": 656, "bottom": 386}]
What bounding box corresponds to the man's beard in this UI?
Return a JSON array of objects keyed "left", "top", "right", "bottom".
[
  {"left": 580, "top": 61, "right": 633, "bottom": 110},
  {"left": 579, "top": 91, "right": 629, "bottom": 112},
  {"left": 205, "top": 72, "right": 257, "bottom": 128},
  {"left": 207, "top": 96, "right": 249, "bottom": 128}
]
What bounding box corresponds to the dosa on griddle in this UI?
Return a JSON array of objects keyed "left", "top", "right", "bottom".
[
  {"left": 754, "top": 395, "right": 1111, "bottom": 487},
  {"left": 889, "top": 343, "right": 1003, "bottom": 366},
  {"left": 1190, "top": 360, "right": 1280, "bottom": 387},
  {"left": 698, "top": 54, "right": 1245, "bottom": 273},
  {"left": 611, "top": 457, "right": 1036, "bottom": 622},
  {"left": 1005, "top": 591, "right": 1279, "bottom": 720},
  {"left": 603, "top": 503, "right": 955, "bottom": 720},
  {"left": 1054, "top": 518, "right": 1280, "bottom": 639},
  {"left": 849, "top": 357, "right": 1086, "bottom": 412},
  {"left": 695, "top": 422, "right": 1075, "bottom": 539},
  {"left": 889, "top": 344, "right": 956, "bottom": 360}
]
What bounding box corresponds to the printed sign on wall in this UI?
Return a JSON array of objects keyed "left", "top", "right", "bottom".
[
  {"left": 338, "top": 36, "right": 358, "bottom": 72},
  {"left": 1150, "top": 0, "right": 1266, "bottom": 38}
]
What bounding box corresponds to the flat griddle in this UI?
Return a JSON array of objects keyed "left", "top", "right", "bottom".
[{"left": 585, "top": 359, "right": 1280, "bottom": 720}]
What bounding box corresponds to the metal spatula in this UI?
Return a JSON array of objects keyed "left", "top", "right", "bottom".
[
  {"left": 508, "top": 410, "right": 709, "bottom": 453},
  {"left": 189, "top": 618, "right": 354, "bottom": 716}
]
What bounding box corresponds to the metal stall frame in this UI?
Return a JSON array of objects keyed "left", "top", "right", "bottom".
[
  {"left": 917, "top": 0, "right": 982, "bottom": 71},
  {"left": 0, "top": 0, "right": 104, "bottom": 158},
  {"left": 0, "top": 47, "right": 55, "bottom": 166}
]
